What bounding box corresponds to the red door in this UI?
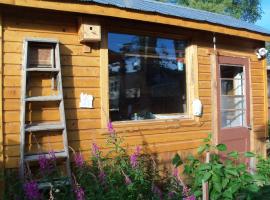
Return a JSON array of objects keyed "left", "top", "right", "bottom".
[{"left": 217, "top": 56, "right": 250, "bottom": 155}]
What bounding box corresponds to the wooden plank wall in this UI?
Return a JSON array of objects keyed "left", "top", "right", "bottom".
[{"left": 1, "top": 8, "right": 267, "bottom": 168}]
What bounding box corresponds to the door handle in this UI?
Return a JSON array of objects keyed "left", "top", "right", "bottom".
[{"left": 247, "top": 125, "right": 252, "bottom": 130}]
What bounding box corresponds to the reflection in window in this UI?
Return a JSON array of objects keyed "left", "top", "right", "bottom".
[
  {"left": 108, "top": 32, "right": 187, "bottom": 121},
  {"left": 220, "top": 65, "right": 246, "bottom": 128}
]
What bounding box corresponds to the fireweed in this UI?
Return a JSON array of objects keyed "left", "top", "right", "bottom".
[
  {"left": 23, "top": 180, "right": 40, "bottom": 200},
  {"left": 92, "top": 143, "right": 100, "bottom": 158},
  {"left": 130, "top": 146, "right": 141, "bottom": 168},
  {"left": 74, "top": 152, "right": 84, "bottom": 168}
]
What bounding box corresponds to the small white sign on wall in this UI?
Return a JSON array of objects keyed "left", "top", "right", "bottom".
[
  {"left": 192, "top": 99, "right": 202, "bottom": 117},
  {"left": 79, "top": 93, "right": 94, "bottom": 108}
]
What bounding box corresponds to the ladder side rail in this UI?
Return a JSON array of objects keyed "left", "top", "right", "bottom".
[
  {"left": 51, "top": 45, "right": 55, "bottom": 90},
  {"left": 55, "top": 42, "right": 71, "bottom": 179},
  {"left": 19, "top": 39, "right": 29, "bottom": 180}
]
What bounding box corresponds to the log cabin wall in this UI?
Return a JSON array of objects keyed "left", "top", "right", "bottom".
[{"left": 1, "top": 7, "right": 267, "bottom": 169}]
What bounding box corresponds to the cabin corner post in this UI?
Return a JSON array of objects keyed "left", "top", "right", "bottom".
[
  {"left": 210, "top": 54, "right": 218, "bottom": 146},
  {"left": 263, "top": 58, "right": 268, "bottom": 157},
  {"left": 186, "top": 44, "right": 199, "bottom": 119},
  {"left": 100, "top": 27, "right": 109, "bottom": 128},
  {"left": 0, "top": 11, "right": 4, "bottom": 197}
]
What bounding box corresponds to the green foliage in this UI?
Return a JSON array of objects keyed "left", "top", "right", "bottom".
[
  {"left": 3, "top": 132, "right": 270, "bottom": 200},
  {"left": 157, "top": 0, "right": 262, "bottom": 23},
  {"left": 182, "top": 135, "right": 270, "bottom": 200},
  {"left": 172, "top": 153, "right": 183, "bottom": 167}
]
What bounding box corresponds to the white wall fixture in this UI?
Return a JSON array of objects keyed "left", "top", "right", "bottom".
[
  {"left": 192, "top": 99, "right": 203, "bottom": 117},
  {"left": 256, "top": 48, "right": 268, "bottom": 59},
  {"left": 79, "top": 93, "right": 94, "bottom": 108}
]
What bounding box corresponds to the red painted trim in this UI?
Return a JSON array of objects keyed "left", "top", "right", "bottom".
[{"left": 216, "top": 55, "right": 251, "bottom": 152}]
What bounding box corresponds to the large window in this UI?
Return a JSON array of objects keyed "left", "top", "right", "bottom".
[{"left": 108, "top": 32, "right": 188, "bottom": 121}]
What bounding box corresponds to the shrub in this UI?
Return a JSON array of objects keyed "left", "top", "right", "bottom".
[
  {"left": 175, "top": 134, "right": 270, "bottom": 200},
  {"left": 73, "top": 131, "right": 190, "bottom": 200}
]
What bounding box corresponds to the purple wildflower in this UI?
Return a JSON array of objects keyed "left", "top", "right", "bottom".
[
  {"left": 172, "top": 168, "right": 179, "bottom": 178},
  {"left": 152, "top": 185, "right": 163, "bottom": 200},
  {"left": 182, "top": 186, "right": 192, "bottom": 198},
  {"left": 130, "top": 146, "right": 141, "bottom": 168},
  {"left": 107, "top": 121, "right": 115, "bottom": 135},
  {"left": 48, "top": 150, "right": 56, "bottom": 162},
  {"left": 168, "top": 191, "right": 175, "bottom": 199},
  {"left": 74, "top": 185, "right": 85, "bottom": 200},
  {"left": 38, "top": 154, "right": 49, "bottom": 173},
  {"left": 98, "top": 170, "right": 106, "bottom": 185},
  {"left": 23, "top": 180, "right": 40, "bottom": 200},
  {"left": 74, "top": 152, "right": 84, "bottom": 167},
  {"left": 124, "top": 175, "right": 132, "bottom": 185},
  {"left": 183, "top": 195, "right": 196, "bottom": 200},
  {"left": 92, "top": 143, "right": 100, "bottom": 157}
]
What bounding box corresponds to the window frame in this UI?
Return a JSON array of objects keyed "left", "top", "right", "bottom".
[{"left": 100, "top": 26, "right": 199, "bottom": 127}]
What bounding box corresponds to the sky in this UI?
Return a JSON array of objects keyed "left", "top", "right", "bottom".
[{"left": 256, "top": 0, "right": 270, "bottom": 30}]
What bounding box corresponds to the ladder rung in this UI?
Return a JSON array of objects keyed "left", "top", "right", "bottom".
[
  {"left": 25, "top": 95, "right": 62, "bottom": 102},
  {"left": 24, "top": 151, "right": 67, "bottom": 162},
  {"left": 25, "top": 122, "right": 65, "bottom": 132},
  {"left": 27, "top": 68, "right": 59, "bottom": 72},
  {"left": 38, "top": 179, "right": 70, "bottom": 190}
]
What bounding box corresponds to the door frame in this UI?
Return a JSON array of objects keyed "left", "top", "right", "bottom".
[{"left": 216, "top": 55, "right": 251, "bottom": 152}]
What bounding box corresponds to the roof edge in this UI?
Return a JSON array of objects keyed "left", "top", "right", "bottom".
[{"left": 0, "top": 0, "right": 270, "bottom": 41}]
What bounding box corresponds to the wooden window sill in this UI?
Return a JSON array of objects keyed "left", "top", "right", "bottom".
[{"left": 112, "top": 115, "right": 201, "bottom": 128}]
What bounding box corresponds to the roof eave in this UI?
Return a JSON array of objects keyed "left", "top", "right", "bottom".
[{"left": 0, "top": 0, "right": 270, "bottom": 41}]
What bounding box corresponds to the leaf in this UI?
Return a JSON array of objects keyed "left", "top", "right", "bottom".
[
  {"left": 198, "top": 163, "right": 211, "bottom": 171},
  {"left": 202, "top": 172, "right": 212, "bottom": 182},
  {"left": 244, "top": 152, "right": 256, "bottom": 158},
  {"left": 246, "top": 184, "right": 260, "bottom": 193},
  {"left": 230, "top": 182, "right": 241, "bottom": 193},
  {"left": 213, "top": 174, "right": 222, "bottom": 192},
  {"left": 223, "top": 188, "right": 233, "bottom": 199},
  {"left": 172, "top": 153, "right": 183, "bottom": 167},
  {"left": 198, "top": 145, "right": 206, "bottom": 154},
  {"left": 203, "top": 133, "right": 212, "bottom": 142},
  {"left": 225, "top": 168, "right": 239, "bottom": 177},
  {"left": 222, "top": 178, "right": 230, "bottom": 189},
  {"left": 194, "top": 190, "right": 202, "bottom": 197},
  {"left": 216, "top": 144, "right": 227, "bottom": 152},
  {"left": 227, "top": 151, "right": 239, "bottom": 159}
]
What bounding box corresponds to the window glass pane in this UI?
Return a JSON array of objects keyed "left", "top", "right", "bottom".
[
  {"left": 220, "top": 65, "right": 246, "bottom": 128},
  {"left": 221, "top": 110, "right": 245, "bottom": 128},
  {"left": 108, "top": 32, "right": 187, "bottom": 121},
  {"left": 221, "top": 96, "right": 245, "bottom": 110}
]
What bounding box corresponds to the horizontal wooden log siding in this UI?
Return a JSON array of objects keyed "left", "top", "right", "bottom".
[{"left": 2, "top": 9, "right": 267, "bottom": 168}]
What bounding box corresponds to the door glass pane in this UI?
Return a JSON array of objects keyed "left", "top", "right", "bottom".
[
  {"left": 220, "top": 65, "right": 246, "bottom": 128},
  {"left": 221, "top": 96, "right": 245, "bottom": 110},
  {"left": 221, "top": 110, "right": 245, "bottom": 128}
]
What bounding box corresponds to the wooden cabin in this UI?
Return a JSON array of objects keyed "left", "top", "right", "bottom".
[{"left": 0, "top": 0, "right": 269, "bottom": 171}]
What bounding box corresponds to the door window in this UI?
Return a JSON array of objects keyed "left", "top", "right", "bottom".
[{"left": 220, "top": 65, "right": 246, "bottom": 128}]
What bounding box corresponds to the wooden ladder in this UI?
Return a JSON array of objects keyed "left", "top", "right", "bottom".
[{"left": 19, "top": 38, "right": 71, "bottom": 188}]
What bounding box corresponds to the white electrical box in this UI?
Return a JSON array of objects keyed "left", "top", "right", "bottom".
[
  {"left": 79, "top": 18, "right": 101, "bottom": 42},
  {"left": 192, "top": 99, "right": 203, "bottom": 117}
]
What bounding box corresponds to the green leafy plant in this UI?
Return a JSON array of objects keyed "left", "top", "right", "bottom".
[{"left": 175, "top": 134, "right": 263, "bottom": 200}]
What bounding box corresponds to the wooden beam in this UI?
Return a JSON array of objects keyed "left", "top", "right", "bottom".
[
  {"left": 210, "top": 54, "right": 218, "bottom": 146},
  {"left": 0, "top": 0, "right": 270, "bottom": 41},
  {"left": 263, "top": 58, "right": 268, "bottom": 157},
  {"left": 0, "top": 11, "right": 4, "bottom": 197},
  {"left": 100, "top": 27, "right": 109, "bottom": 128}
]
